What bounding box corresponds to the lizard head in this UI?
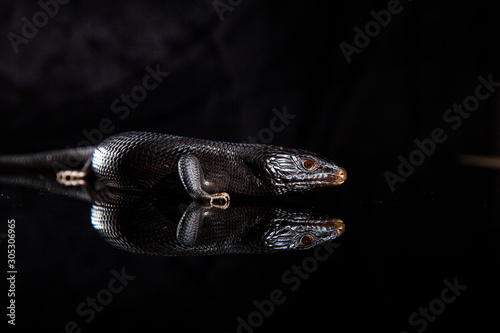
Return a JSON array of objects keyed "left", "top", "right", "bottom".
[
  {"left": 262, "top": 211, "right": 345, "bottom": 250},
  {"left": 247, "top": 148, "right": 347, "bottom": 194}
]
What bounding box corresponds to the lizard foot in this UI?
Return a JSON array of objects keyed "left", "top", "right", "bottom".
[
  {"left": 205, "top": 192, "right": 230, "bottom": 210},
  {"left": 56, "top": 170, "right": 87, "bottom": 186}
]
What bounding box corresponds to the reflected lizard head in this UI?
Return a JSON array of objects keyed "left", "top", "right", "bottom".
[{"left": 262, "top": 209, "right": 345, "bottom": 250}]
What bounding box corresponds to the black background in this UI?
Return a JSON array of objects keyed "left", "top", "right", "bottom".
[{"left": 1, "top": 0, "right": 499, "bottom": 332}]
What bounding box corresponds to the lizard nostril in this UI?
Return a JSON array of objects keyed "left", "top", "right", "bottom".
[
  {"left": 337, "top": 168, "right": 347, "bottom": 181},
  {"left": 336, "top": 223, "right": 345, "bottom": 235}
]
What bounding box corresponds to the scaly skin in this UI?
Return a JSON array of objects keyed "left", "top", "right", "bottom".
[
  {"left": 0, "top": 172, "right": 346, "bottom": 256},
  {"left": 91, "top": 191, "right": 345, "bottom": 256},
  {"left": 0, "top": 131, "right": 347, "bottom": 199}
]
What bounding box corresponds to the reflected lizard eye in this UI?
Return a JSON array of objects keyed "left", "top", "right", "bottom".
[{"left": 302, "top": 159, "right": 316, "bottom": 170}]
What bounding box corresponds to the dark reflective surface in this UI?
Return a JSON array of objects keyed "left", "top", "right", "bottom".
[
  {"left": 0, "top": 171, "right": 344, "bottom": 256},
  {"left": 92, "top": 191, "right": 344, "bottom": 256},
  {"left": 1, "top": 1, "right": 499, "bottom": 332},
  {"left": 1, "top": 162, "right": 499, "bottom": 333}
]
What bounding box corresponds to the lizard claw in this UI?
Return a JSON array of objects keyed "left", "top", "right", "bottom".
[
  {"left": 56, "top": 170, "right": 87, "bottom": 186},
  {"left": 205, "top": 192, "right": 230, "bottom": 210}
]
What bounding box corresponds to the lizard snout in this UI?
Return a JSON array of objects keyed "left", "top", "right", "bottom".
[{"left": 335, "top": 167, "right": 347, "bottom": 185}]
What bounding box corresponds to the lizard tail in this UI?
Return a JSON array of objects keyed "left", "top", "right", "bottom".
[{"left": 0, "top": 146, "right": 95, "bottom": 172}]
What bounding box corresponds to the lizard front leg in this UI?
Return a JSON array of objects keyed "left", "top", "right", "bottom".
[
  {"left": 177, "top": 154, "right": 230, "bottom": 209},
  {"left": 176, "top": 201, "right": 210, "bottom": 246}
]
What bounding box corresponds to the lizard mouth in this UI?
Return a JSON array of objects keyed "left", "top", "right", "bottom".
[
  {"left": 288, "top": 168, "right": 347, "bottom": 187},
  {"left": 316, "top": 167, "right": 347, "bottom": 186},
  {"left": 302, "top": 219, "right": 345, "bottom": 237},
  {"left": 265, "top": 218, "right": 345, "bottom": 250}
]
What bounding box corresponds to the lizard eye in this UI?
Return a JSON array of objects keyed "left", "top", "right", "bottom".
[
  {"left": 300, "top": 235, "right": 314, "bottom": 245},
  {"left": 302, "top": 159, "right": 317, "bottom": 170}
]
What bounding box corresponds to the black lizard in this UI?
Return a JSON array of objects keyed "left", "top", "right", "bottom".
[{"left": 0, "top": 131, "right": 347, "bottom": 206}]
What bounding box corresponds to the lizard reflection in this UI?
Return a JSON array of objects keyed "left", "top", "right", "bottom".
[
  {"left": 91, "top": 191, "right": 344, "bottom": 256},
  {"left": 0, "top": 171, "right": 345, "bottom": 256}
]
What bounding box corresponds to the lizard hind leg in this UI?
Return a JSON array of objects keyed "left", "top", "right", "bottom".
[
  {"left": 56, "top": 157, "right": 92, "bottom": 186},
  {"left": 178, "top": 154, "right": 230, "bottom": 209}
]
